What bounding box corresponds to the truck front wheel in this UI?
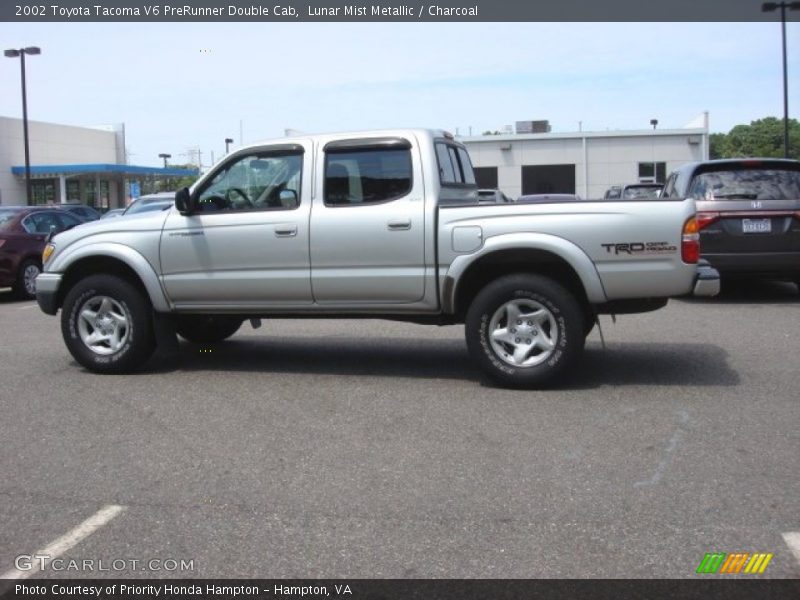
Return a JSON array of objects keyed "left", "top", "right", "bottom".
[
  {"left": 61, "top": 274, "right": 155, "bottom": 373},
  {"left": 465, "top": 274, "right": 585, "bottom": 388}
]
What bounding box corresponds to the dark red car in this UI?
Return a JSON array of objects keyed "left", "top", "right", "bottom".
[{"left": 0, "top": 207, "right": 83, "bottom": 299}]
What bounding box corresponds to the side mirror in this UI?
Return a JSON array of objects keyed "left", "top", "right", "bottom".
[
  {"left": 278, "top": 189, "right": 298, "bottom": 208},
  {"left": 175, "top": 187, "right": 194, "bottom": 215}
]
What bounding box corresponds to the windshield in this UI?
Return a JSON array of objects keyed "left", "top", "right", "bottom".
[{"left": 688, "top": 168, "right": 800, "bottom": 201}]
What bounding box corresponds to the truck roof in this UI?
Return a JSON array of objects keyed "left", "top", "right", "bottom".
[{"left": 235, "top": 128, "right": 456, "bottom": 155}]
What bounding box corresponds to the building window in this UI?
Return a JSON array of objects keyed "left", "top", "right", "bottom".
[
  {"left": 84, "top": 181, "right": 96, "bottom": 206},
  {"left": 99, "top": 181, "right": 110, "bottom": 209},
  {"left": 31, "top": 180, "right": 56, "bottom": 205},
  {"left": 474, "top": 167, "right": 498, "bottom": 189},
  {"left": 66, "top": 181, "right": 81, "bottom": 202},
  {"left": 638, "top": 162, "right": 666, "bottom": 184}
]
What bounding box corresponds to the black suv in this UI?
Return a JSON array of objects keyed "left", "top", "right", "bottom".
[{"left": 661, "top": 158, "right": 800, "bottom": 282}]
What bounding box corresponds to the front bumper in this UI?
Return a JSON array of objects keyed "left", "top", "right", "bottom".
[
  {"left": 35, "top": 272, "right": 62, "bottom": 315},
  {"left": 693, "top": 260, "right": 720, "bottom": 297}
]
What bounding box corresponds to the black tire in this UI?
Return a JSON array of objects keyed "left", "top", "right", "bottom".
[
  {"left": 465, "top": 274, "right": 585, "bottom": 388},
  {"left": 175, "top": 315, "right": 243, "bottom": 344},
  {"left": 583, "top": 310, "right": 597, "bottom": 337},
  {"left": 13, "top": 259, "right": 41, "bottom": 300},
  {"left": 61, "top": 274, "right": 155, "bottom": 373}
]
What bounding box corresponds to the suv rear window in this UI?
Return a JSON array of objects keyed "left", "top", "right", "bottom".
[{"left": 688, "top": 166, "right": 800, "bottom": 201}]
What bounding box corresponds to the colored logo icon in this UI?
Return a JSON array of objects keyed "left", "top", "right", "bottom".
[{"left": 696, "top": 552, "right": 773, "bottom": 574}]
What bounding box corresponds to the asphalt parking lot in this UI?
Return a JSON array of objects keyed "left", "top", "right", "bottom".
[{"left": 0, "top": 280, "right": 798, "bottom": 580}]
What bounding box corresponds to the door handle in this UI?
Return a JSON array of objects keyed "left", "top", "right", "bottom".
[
  {"left": 274, "top": 224, "right": 297, "bottom": 237},
  {"left": 387, "top": 219, "right": 411, "bottom": 231}
]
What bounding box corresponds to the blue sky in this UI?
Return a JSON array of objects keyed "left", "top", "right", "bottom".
[{"left": 1, "top": 22, "right": 798, "bottom": 168}]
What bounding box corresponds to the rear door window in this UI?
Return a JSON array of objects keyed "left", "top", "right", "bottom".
[
  {"left": 324, "top": 146, "right": 412, "bottom": 206},
  {"left": 22, "top": 212, "right": 60, "bottom": 234}
]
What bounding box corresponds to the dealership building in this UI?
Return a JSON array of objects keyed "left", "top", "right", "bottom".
[
  {"left": 0, "top": 116, "right": 196, "bottom": 208},
  {"left": 460, "top": 118, "right": 709, "bottom": 199}
]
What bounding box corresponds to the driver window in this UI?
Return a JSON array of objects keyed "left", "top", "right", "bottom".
[{"left": 196, "top": 152, "right": 302, "bottom": 213}]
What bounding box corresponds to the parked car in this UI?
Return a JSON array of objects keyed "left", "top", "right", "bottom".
[
  {"left": 477, "top": 189, "right": 514, "bottom": 204},
  {"left": 604, "top": 186, "right": 622, "bottom": 199},
  {"left": 516, "top": 193, "right": 582, "bottom": 204},
  {"left": 36, "top": 129, "right": 718, "bottom": 387},
  {"left": 123, "top": 192, "right": 175, "bottom": 216},
  {"left": 621, "top": 183, "right": 663, "bottom": 199},
  {"left": 57, "top": 203, "right": 102, "bottom": 222},
  {"left": 100, "top": 193, "right": 175, "bottom": 220},
  {"left": 661, "top": 158, "right": 800, "bottom": 282},
  {"left": 0, "top": 206, "right": 83, "bottom": 299}
]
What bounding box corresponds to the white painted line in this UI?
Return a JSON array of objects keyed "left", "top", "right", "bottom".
[
  {"left": 18, "top": 303, "right": 39, "bottom": 310},
  {"left": 782, "top": 531, "right": 800, "bottom": 566},
  {"left": 0, "top": 505, "right": 125, "bottom": 580},
  {"left": 634, "top": 410, "right": 690, "bottom": 487}
]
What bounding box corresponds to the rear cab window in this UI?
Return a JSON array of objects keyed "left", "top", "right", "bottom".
[
  {"left": 435, "top": 140, "right": 478, "bottom": 205},
  {"left": 435, "top": 141, "right": 476, "bottom": 186}
]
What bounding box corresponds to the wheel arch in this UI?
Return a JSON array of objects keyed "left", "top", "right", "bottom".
[
  {"left": 445, "top": 234, "right": 607, "bottom": 320},
  {"left": 53, "top": 245, "right": 169, "bottom": 313}
]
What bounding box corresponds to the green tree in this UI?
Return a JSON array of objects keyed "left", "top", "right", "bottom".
[
  {"left": 709, "top": 132, "right": 728, "bottom": 159},
  {"left": 711, "top": 117, "right": 800, "bottom": 160}
]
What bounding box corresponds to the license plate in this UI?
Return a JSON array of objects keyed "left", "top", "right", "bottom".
[{"left": 742, "top": 218, "right": 771, "bottom": 234}]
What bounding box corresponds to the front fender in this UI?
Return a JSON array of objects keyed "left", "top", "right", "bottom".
[
  {"left": 49, "top": 242, "right": 170, "bottom": 312},
  {"left": 443, "top": 232, "right": 608, "bottom": 313}
]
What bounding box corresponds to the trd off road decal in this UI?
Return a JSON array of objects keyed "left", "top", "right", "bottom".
[{"left": 601, "top": 241, "right": 678, "bottom": 255}]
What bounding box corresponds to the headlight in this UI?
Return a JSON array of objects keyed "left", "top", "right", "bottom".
[{"left": 42, "top": 243, "right": 55, "bottom": 264}]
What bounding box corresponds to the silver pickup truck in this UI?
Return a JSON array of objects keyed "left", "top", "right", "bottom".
[{"left": 36, "top": 129, "right": 719, "bottom": 387}]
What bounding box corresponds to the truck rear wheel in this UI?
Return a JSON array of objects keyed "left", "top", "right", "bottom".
[
  {"left": 61, "top": 274, "right": 155, "bottom": 373},
  {"left": 175, "top": 315, "right": 243, "bottom": 343},
  {"left": 465, "top": 274, "right": 585, "bottom": 388}
]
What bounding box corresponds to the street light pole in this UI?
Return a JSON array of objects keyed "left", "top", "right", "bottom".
[
  {"left": 225, "top": 138, "right": 233, "bottom": 154},
  {"left": 4, "top": 46, "right": 41, "bottom": 205},
  {"left": 762, "top": 2, "right": 800, "bottom": 158},
  {"left": 158, "top": 153, "right": 171, "bottom": 168},
  {"left": 650, "top": 119, "right": 659, "bottom": 183}
]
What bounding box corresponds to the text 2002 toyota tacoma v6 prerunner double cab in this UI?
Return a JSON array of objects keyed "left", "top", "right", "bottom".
[{"left": 36, "top": 129, "right": 719, "bottom": 388}]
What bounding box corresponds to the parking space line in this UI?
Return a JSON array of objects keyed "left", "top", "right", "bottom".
[
  {"left": 17, "top": 303, "right": 38, "bottom": 310},
  {"left": 783, "top": 532, "right": 800, "bottom": 566},
  {"left": 0, "top": 505, "right": 126, "bottom": 580}
]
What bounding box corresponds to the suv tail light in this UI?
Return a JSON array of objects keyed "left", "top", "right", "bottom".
[
  {"left": 682, "top": 217, "right": 700, "bottom": 264},
  {"left": 696, "top": 211, "right": 720, "bottom": 230}
]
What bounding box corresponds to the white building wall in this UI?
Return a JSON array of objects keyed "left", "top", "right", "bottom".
[
  {"left": 0, "top": 116, "right": 117, "bottom": 205},
  {"left": 462, "top": 129, "right": 707, "bottom": 200}
]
